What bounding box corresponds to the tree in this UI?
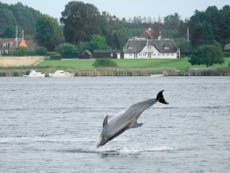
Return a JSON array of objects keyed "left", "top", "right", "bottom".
[
  {"left": 35, "top": 15, "right": 64, "bottom": 50},
  {"left": 189, "top": 5, "right": 230, "bottom": 47},
  {"left": 61, "top": 1, "right": 101, "bottom": 44},
  {"left": 174, "top": 38, "right": 192, "bottom": 57},
  {"left": 0, "top": 24, "right": 15, "bottom": 38},
  {"left": 100, "top": 11, "right": 128, "bottom": 49},
  {"left": 219, "top": 5, "right": 230, "bottom": 45},
  {"left": 9, "top": 2, "right": 42, "bottom": 36},
  {"left": 189, "top": 44, "right": 224, "bottom": 67},
  {"left": 34, "top": 46, "right": 48, "bottom": 55},
  {"left": 0, "top": 2, "right": 43, "bottom": 38},
  {"left": 56, "top": 43, "right": 79, "bottom": 58},
  {"left": 189, "top": 10, "right": 215, "bottom": 47},
  {"left": 88, "top": 34, "right": 109, "bottom": 51},
  {"left": 0, "top": 4, "right": 16, "bottom": 36},
  {"left": 163, "top": 13, "right": 181, "bottom": 38}
]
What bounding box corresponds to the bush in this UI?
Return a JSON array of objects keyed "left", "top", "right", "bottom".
[
  {"left": 224, "top": 52, "right": 230, "bottom": 57},
  {"left": 93, "top": 59, "right": 117, "bottom": 67},
  {"left": 34, "top": 46, "right": 48, "bottom": 55},
  {"left": 189, "top": 44, "right": 224, "bottom": 67},
  {"left": 10, "top": 47, "right": 30, "bottom": 56},
  {"left": 56, "top": 43, "right": 79, "bottom": 58},
  {"left": 48, "top": 51, "right": 62, "bottom": 60}
]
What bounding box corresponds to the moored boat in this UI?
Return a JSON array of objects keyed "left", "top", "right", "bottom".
[
  {"left": 24, "top": 70, "right": 45, "bottom": 78},
  {"left": 48, "top": 70, "right": 74, "bottom": 78}
]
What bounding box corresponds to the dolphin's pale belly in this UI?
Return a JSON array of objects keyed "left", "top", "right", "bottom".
[{"left": 106, "top": 111, "right": 133, "bottom": 136}]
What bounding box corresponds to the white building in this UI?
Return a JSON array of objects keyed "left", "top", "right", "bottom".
[{"left": 123, "top": 37, "right": 179, "bottom": 59}]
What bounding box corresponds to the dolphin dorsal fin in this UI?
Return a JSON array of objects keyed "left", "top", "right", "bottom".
[{"left": 103, "top": 115, "right": 109, "bottom": 128}]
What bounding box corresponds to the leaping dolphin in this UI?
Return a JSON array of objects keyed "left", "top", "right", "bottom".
[{"left": 97, "top": 90, "right": 168, "bottom": 147}]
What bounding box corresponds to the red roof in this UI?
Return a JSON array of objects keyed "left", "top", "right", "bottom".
[
  {"left": 140, "top": 28, "right": 154, "bottom": 38},
  {"left": 0, "top": 38, "right": 34, "bottom": 49},
  {"left": 19, "top": 39, "right": 28, "bottom": 47}
]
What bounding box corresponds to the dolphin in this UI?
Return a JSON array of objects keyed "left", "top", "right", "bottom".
[{"left": 97, "top": 90, "right": 168, "bottom": 147}]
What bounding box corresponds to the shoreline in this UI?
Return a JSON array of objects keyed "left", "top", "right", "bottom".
[
  {"left": 1, "top": 56, "right": 230, "bottom": 76},
  {"left": 0, "top": 67, "right": 230, "bottom": 77}
]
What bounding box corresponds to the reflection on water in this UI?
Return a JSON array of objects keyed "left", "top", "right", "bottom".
[{"left": 0, "top": 77, "right": 230, "bottom": 173}]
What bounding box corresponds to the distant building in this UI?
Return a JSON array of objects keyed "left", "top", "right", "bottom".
[
  {"left": 123, "top": 37, "right": 179, "bottom": 59},
  {"left": 79, "top": 50, "right": 93, "bottom": 59},
  {"left": 0, "top": 38, "right": 37, "bottom": 55},
  {"left": 0, "top": 29, "right": 36, "bottom": 55},
  {"left": 224, "top": 43, "right": 230, "bottom": 52},
  {"left": 93, "top": 49, "right": 121, "bottom": 59},
  {"left": 80, "top": 28, "right": 179, "bottom": 59}
]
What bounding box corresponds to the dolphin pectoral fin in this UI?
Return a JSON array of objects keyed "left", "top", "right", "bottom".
[
  {"left": 129, "top": 121, "right": 143, "bottom": 129},
  {"left": 103, "top": 115, "right": 109, "bottom": 128}
]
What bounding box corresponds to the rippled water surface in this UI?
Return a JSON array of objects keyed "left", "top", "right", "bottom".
[{"left": 0, "top": 77, "right": 230, "bottom": 173}]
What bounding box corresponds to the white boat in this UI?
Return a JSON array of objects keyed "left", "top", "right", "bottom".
[
  {"left": 49, "top": 70, "right": 74, "bottom": 78},
  {"left": 150, "top": 74, "right": 164, "bottom": 77},
  {"left": 24, "top": 70, "right": 45, "bottom": 78}
]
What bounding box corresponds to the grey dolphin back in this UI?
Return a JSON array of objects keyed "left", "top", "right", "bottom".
[
  {"left": 126, "top": 90, "right": 169, "bottom": 118},
  {"left": 128, "top": 98, "right": 157, "bottom": 118}
]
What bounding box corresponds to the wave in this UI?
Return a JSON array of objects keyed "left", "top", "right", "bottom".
[
  {"left": 57, "top": 146, "right": 176, "bottom": 157},
  {"left": 0, "top": 137, "right": 196, "bottom": 157},
  {"left": 0, "top": 136, "right": 96, "bottom": 144}
]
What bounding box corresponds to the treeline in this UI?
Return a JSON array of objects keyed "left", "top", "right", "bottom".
[
  {"left": 0, "top": 1, "right": 188, "bottom": 51},
  {"left": 0, "top": 1, "right": 229, "bottom": 63},
  {"left": 60, "top": 1, "right": 189, "bottom": 50},
  {"left": 190, "top": 6, "right": 230, "bottom": 47},
  {"left": 0, "top": 2, "right": 42, "bottom": 39}
]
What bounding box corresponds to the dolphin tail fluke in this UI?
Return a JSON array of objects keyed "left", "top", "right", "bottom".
[{"left": 156, "top": 90, "right": 168, "bottom": 104}]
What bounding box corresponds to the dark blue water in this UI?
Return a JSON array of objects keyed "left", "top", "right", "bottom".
[{"left": 0, "top": 77, "right": 229, "bottom": 172}]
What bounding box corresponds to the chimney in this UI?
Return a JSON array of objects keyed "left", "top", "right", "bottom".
[
  {"left": 187, "top": 27, "right": 190, "bottom": 41},
  {"left": 22, "top": 29, "right": 24, "bottom": 40},
  {"left": 15, "top": 25, "right": 18, "bottom": 48},
  {"left": 158, "top": 31, "right": 162, "bottom": 40}
]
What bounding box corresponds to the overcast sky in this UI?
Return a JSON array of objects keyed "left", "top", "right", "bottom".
[{"left": 1, "top": 0, "right": 229, "bottom": 20}]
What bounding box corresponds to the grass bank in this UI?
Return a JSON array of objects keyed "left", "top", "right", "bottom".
[
  {"left": 37, "top": 57, "right": 230, "bottom": 76},
  {"left": 38, "top": 58, "right": 191, "bottom": 70},
  {"left": 1, "top": 57, "right": 230, "bottom": 76}
]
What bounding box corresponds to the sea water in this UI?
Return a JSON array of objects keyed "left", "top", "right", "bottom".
[{"left": 0, "top": 77, "right": 229, "bottom": 172}]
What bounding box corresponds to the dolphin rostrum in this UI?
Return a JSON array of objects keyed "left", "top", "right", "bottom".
[{"left": 97, "top": 90, "right": 168, "bottom": 147}]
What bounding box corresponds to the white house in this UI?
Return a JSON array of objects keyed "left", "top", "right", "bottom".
[{"left": 122, "top": 37, "right": 179, "bottom": 59}]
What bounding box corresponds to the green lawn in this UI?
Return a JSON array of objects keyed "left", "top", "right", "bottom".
[
  {"left": 38, "top": 59, "right": 95, "bottom": 70},
  {"left": 37, "top": 57, "right": 230, "bottom": 71},
  {"left": 114, "top": 58, "right": 190, "bottom": 70}
]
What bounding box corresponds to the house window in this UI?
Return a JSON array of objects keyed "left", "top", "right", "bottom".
[{"left": 148, "top": 52, "right": 151, "bottom": 58}]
